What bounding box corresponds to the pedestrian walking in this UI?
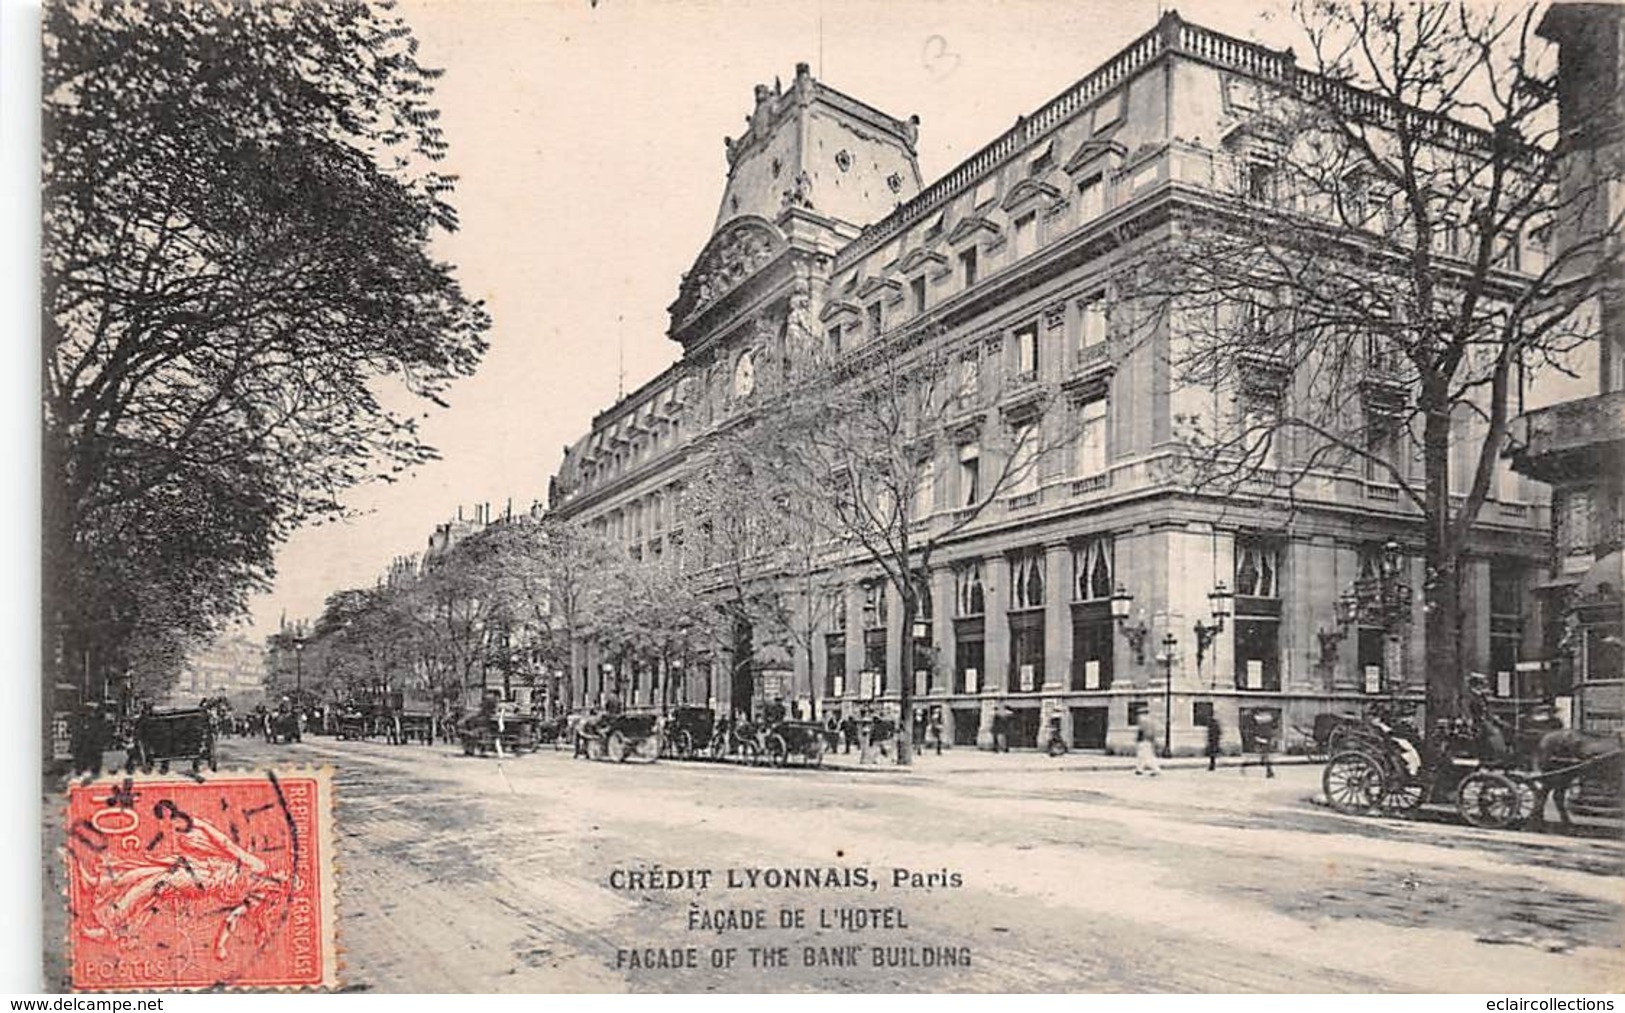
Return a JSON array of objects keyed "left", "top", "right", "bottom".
[
  {"left": 1134, "top": 718, "right": 1162, "bottom": 776},
  {"left": 928, "top": 708, "right": 944, "bottom": 756},
  {"left": 992, "top": 707, "right": 1011, "bottom": 753},
  {"left": 1252, "top": 710, "right": 1277, "bottom": 778},
  {"left": 857, "top": 707, "right": 875, "bottom": 764},
  {"left": 840, "top": 714, "right": 857, "bottom": 754},
  {"left": 1205, "top": 713, "right": 1223, "bottom": 771}
]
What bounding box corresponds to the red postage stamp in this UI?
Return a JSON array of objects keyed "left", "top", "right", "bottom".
[{"left": 63, "top": 770, "right": 336, "bottom": 991}]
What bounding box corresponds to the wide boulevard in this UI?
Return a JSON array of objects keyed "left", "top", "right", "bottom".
[{"left": 47, "top": 734, "right": 1625, "bottom": 992}]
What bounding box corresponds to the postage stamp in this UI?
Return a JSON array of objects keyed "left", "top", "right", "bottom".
[{"left": 62, "top": 769, "right": 336, "bottom": 991}]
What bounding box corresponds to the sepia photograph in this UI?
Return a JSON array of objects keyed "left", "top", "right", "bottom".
[{"left": 31, "top": 0, "right": 1625, "bottom": 994}]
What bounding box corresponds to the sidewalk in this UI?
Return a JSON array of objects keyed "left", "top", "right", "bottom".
[{"left": 817, "top": 745, "right": 1313, "bottom": 776}]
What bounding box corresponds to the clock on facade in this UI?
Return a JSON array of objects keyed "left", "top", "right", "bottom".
[{"left": 732, "top": 349, "right": 756, "bottom": 397}]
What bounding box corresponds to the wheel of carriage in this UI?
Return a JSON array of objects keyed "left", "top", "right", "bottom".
[
  {"left": 765, "top": 733, "right": 788, "bottom": 768},
  {"left": 1377, "top": 769, "right": 1427, "bottom": 816},
  {"left": 1322, "top": 750, "right": 1386, "bottom": 815},
  {"left": 673, "top": 729, "right": 694, "bottom": 760},
  {"left": 737, "top": 740, "right": 759, "bottom": 766},
  {"left": 608, "top": 730, "right": 629, "bottom": 763},
  {"left": 1457, "top": 770, "right": 1525, "bottom": 830}
]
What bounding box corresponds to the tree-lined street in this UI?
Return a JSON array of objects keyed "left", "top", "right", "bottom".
[{"left": 47, "top": 737, "right": 1618, "bottom": 992}]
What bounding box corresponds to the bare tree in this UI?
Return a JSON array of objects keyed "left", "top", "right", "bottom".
[
  {"left": 1123, "top": 0, "right": 1618, "bottom": 720},
  {"left": 765, "top": 331, "right": 1078, "bottom": 763},
  {"left": 684, "top": 429, "right": 846, "bottom": 717}
]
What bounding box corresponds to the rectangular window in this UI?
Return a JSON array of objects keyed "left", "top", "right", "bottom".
[
  {"left": 1009, "top": 423, "right": 1038, "bottom": 495},
  {"left": 1012, "top": 213, "right": 1036, "bottom": 259},
  {"left": 1009, "top": 550, "right": 1047, "bottom": 610},
  {"left": 1365, "top": 415, "right": 1402, "bottom": 485},
  {"left": 1071, "top": 611, "right": 1113, "bottom": 690},
  {"left": 911, "top": 276, "right": 928, "bottom": 314},
  {"left": 1014, "top": 322, "right": 1039, "bottom": 378},
  {"left": 1234, "top": 539, "right": 1281, "bottom": 599},
  {"left": 1077, "top": 396, "right": 1108, "bottom": 476},
  {"left": 1072, "top": 536, "right": 1114, "bottom": 601},
  {"left": 867, "top": 301, "right": 884, "bottom": 337},
  {"left": 825, "top": 633, "right": 846, "bottom": 697},
  {"left": 1357, "top": 627, "right": 1387, "bottom": 692},
  {"left": 827, "top": 323, "right": 843, "bottom": 355},
  {"left": 914, "top": 459, "right": 935, "bottom": 518},
  {"left": 1077, "top": 175, "right": 1104, "bottom": 221},
  {"left": 960, "top": 247, "right": 979, "bottom": 287},
  {"left": 954, "top": 631, "right": 984, "bottom": 694},
  {"left": 1240, "top": 397, "right": 1278, "bottom": 471},
  {"left": 1079, "top": 291, "right": 1108, "bottom": 347},
  {"left": 957, "top": 354, "right": 980, "bottom": 401},
  {"left": 1010, "top": 612, "right": 1044, "bottom": 692},
  {"left": 864, "top": 629, "right": 887, "bottom": 695},
  {"left": 954, "top": 563, "right": 986, "bottom": 617},
  {"left": 1244, "top": 157, "right": 1277, "bottom": 203},
  {"left": 1234, "top": 619, "right": 1281, "bottom": 691},
  {"left": 959, "top": 443, "right": 981, "bottom": 507},
  {"left": 1029, "top": 140, "right": 1055, "bottom": 176},
  {"left": 862, "top": 580, "right": 887, "bottom": 629}
]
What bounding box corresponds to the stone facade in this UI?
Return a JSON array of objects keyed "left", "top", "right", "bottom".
[
  {"left": 1508, "top": 3, "right": 1625, "bottom": 732},
  {"left": 548, "top": 14, "right": 1560, "bottom": 753}
]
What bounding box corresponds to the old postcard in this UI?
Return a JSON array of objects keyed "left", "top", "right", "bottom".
[{"left": 38, "top": 0, "right": 1625, "bottom": 994}]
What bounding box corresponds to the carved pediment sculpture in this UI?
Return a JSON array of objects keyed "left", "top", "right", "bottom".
[{"left": 671, "top": 216, "right": 787, "bottom": 326}]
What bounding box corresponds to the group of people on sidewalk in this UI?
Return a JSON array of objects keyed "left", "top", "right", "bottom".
[{"left": 1134, "top": 712, "right": 1275, "bottom": 777}]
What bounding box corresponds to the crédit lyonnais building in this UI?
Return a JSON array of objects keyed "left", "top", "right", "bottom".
[{"left": 547, "top": 14, "right": 1556, "bottom": 754}]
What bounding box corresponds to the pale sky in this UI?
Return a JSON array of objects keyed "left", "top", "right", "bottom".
[{"left": 242, "top": 0, "right": 1299, "bottom": 640}]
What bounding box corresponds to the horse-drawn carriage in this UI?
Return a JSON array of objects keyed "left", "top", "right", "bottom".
[
  {"left": 760, "top": 720, "right": 828, "bottom": 767},
  {"left": 663, "top": 706, "right": 715, "bottom": 760},
  {"left": 127, "top": 707, "right": 217, "bottom": 773},
  {"left": 578, "top": 712, "right": 662, "bottom": 762},
  {"left": 459, "top": 708, "right": 540, "bottom": 757},
  {"left": 1321, "top": 701, "right": 1622, "bottom": 831},
  {"left": 263, "top": 707, "right": 302, "bottom": 744}
]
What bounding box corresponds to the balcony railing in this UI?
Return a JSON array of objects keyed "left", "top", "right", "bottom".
[
  {"left": 1071, "top": 472, "right": 1111, "bottom": 496},
  {"left": 1365, "top": 483, "right": 1401, "bottom": 503},
  {"left": 1005, "top": 490, "right": 1040, "bottom": 511},
  {"left": 1515, "top": 389, "right": 1625, "bottom": 459}
]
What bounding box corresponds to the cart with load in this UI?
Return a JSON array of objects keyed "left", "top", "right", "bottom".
[{"left": 127, "top": 707, "right": 218, "bottom": 773}]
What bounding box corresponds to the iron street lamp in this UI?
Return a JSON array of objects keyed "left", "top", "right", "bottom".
[
  {"left": 1194, "top": 580, "right": 1234, "bottom": 666},
  {"left": 293, "top": 637, "right": 305, "bottom": 702},
  {"left": 1160, "top": 632, "right": 1178, "bottom": 759},
  {"left": 1111, "top": 583, "right": 1149, "bottom": 664}
]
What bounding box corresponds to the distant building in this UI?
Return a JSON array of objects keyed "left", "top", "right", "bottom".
[{"left": 167, "top": 634, "right": 267, "bottom": 706}]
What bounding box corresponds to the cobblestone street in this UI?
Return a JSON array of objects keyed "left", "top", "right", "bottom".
[{"left": 47, "top": 735, "right": 1622, "bottom": 992}]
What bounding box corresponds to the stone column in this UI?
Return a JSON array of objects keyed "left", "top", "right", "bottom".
[
  {"left": 984, "top": 553, "right": 1011, "bottom": 696},
  {"left": 932, "top": 566, "right": 955, "bottom": 697},
  {"left": 844, "top": 581, "right": 864, "bottom": 707},
  {"left": 1044, "top": 542, "right": 1071, "bottom": 693},
  {"left": 886, "top": 579, "right": 906, "bottom": 702}
]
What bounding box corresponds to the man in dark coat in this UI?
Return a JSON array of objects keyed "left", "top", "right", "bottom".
[{"left": 1205, "top": 713, "right": 1223, "bottom": 771}]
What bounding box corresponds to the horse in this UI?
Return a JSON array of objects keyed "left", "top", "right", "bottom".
[{"left": 1529, "top": 728, "right": 1624, "bottom": 830}]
